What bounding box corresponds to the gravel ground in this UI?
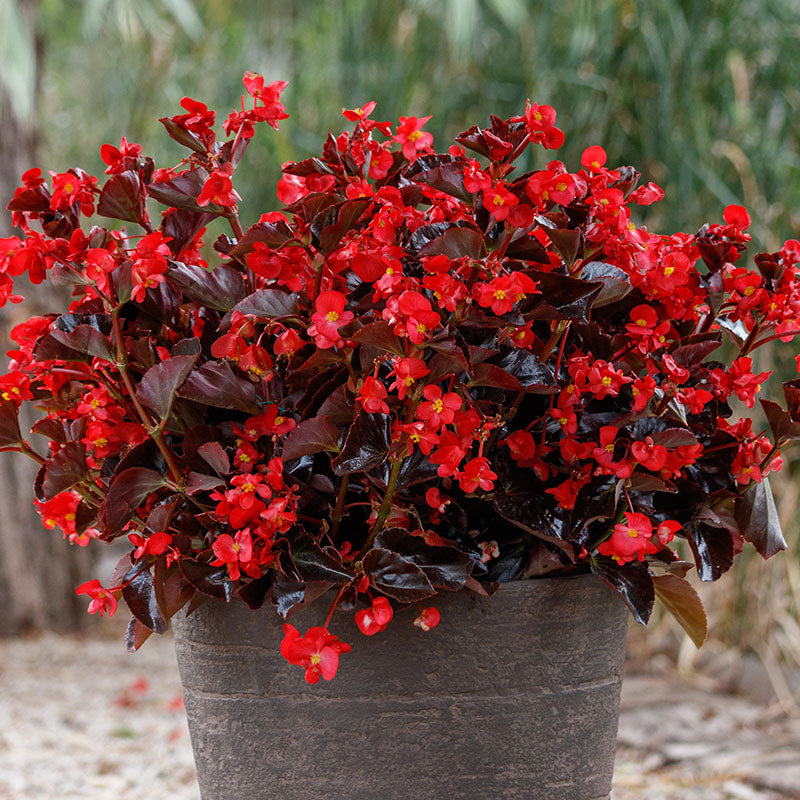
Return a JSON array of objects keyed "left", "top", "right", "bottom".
[{"left": 1, "top": 624, "right": 798, "bottom": 800}]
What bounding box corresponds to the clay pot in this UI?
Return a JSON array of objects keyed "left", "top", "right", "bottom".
[{"left": 173, "top": 574, "right": 628, "bottom": 800}]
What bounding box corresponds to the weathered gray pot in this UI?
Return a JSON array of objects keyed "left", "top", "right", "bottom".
[{"left": 173, "top": 574, "right": 628, "bottom": 800}]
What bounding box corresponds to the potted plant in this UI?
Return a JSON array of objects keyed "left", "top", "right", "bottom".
[{"left": 1, "top": 72, "right": 795, "bottom": 799}]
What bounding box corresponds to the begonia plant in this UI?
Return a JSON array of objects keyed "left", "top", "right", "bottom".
[{"left": 1, "top": 73, "right": 796, "bottom": 683}]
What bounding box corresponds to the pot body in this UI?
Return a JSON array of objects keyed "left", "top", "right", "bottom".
[{"left": 173, "top": 574, "right": 628, "bottom": 800}]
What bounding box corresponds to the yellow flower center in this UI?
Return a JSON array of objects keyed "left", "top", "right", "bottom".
[
  {"left": 744, "top": 286, "right": 755, "bottom": 296},
  {"left": 275, "top": 416, "right": 285, "bottom": 426},
  {"left": 404, "top": 376, "right": 415, "bottom": 386},
  {"left": 663, "top": 266, "right": 674, "bottom": 276},
  {"left": 636, "top": 318, "right": 648, "bottom": 326},
  {"left": 556, "top": 181, "right": 567, "bottom": 192},
  {"left": 310, "top": 653, "right": 322, "bottom": 665},
  {"left": 408, "top": 130, "right": 422, "bottom": 141},
  {"left": 326, "top": 310, "right": 340, "bottom": 322},
  {"left": 627, "top": 527, "right": 639, "bottom": 538},
  {"left": 416, "top": 323, "right": 427, "bottom": 334},
  {"left": 601, "top": 376, "right": 612, "bottom": 386},
  {"left": 432, "top": 399, "right": 444, "bottom": 414},
  {"left": 493, "top": 194, "right": 505, "bottom": 206},
  {"left": 494, "top": 289, "right": 506, "bottom": 300}
]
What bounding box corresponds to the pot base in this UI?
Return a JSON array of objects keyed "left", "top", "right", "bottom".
[{"left": 174, "top": 574, "right": 627, "bottom": 800}]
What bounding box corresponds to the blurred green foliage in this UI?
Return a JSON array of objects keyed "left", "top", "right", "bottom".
[{"left": 27, "top": 0, "right": 799, "bottom": 250}]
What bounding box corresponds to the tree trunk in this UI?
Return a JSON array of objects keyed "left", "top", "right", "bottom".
[{"left": 0, "top": 0, "right": 93, "bottom": 635}]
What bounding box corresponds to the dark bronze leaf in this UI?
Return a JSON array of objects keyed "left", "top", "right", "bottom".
[
  {"left": 735, "top": 477, "right": 787, "bottom": 559},
  {"left": 331, "top": 411, "right": 391, "bottom": 476},
  {"left": 591, "top": 559, "right": 654, "bottom": 625},
  {"left": 362, "top": 547, "right": 436, "bottom": 602},
  {"left": 282, "top": 415, "right": 341, "bottom": 462},
  {"left": 136, "top": 354, "right": 198, "bottom": 421}
]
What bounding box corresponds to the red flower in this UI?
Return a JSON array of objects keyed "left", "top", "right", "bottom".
[
  {"left": 413, "top": 607, "right": 440, "bottom": 632},
  {"left": 505, "top": 429, "right": 537, "bottom": 465},
  {"left": 483, "top": 181, "right": 519, "bottom": 221},
  {"left": 550, "top": 406, "right": 578, "bottom": 435},
  {"left": 478, "top": 540, "right": 500, "bottom": 563},
  {"left": 724, "top": 204, "right": 751, "bottom": 230},
  {"left": 100, "top": 137, "right": 142, "bottom": 174},
  {"left": 50, "top": 171, "right": 96, "bottom": 216},
  {"left": 397, "top": 290, "right": 440, "bottom": 344},
  {"left": 355, "top": 596, "right": 393, "bottom": 636},
  {"left": 581, "top": 145, "right": 607, "bottom": 171},
  {"left": 276, "top": 172, "right": 307, "bottom": 204},
  {"left": 584, "top": 360, "right": 631, "bottom": 399},
  {"left": 239, "top": 405, "right": 296, "bottom": 439},
  {"left": 309, "top": 290, "right": 353, "bottom": 349},
  {"left": 210, "top": 529, "right": 256, "bottom": 581},
  {"left": 631, "top": 436, "right": 668, "bottom": 472},
  {"left": 358, "top": 376, "right": 390, "bottom": 414},
  {"left": 592, "top": 426, "right": 633, "bottom": 479},
  {"left": 197, "top": 167, "right": 238, "bottom": 208},
  {"left": 475, "top": 272, "right": 538, "bottom": 315},
  {"left": 76, "top": 579, "right": 119, "bottom": 617},
  {"left": 280, "top": 624, "right": 351, "bottom": 683},
  {"left": 629, "top": 182, "right": 664, "bottom": 205},
  {"left": 654, "top": 520, "right": 681, "bottom": 546},
  {"left": 274, "top": 328, "right": 304, "bottom": 357},
  {"left": 388, "top": 357, "right": 430, "bottom": 400},
  {"left": 128, "top": 531, "right": 172, "bottom": 559},
  {"left": 458, "top": 456, "right": 497, "bottom": 493},
  {"left": 130, "top": 231, "right": 171, "bottom": 302},
  {"left": 632, "top": 375, "right": 657, "bottom": 412},
  {"left": 428, "top": 430, "right": 468, "bottom": 477},
  {"left": 596, "top": 512, "right": 658, "bottom": 564},
  {"left": 523, "top": 101, "right": 564, "bottom": 149},
  {"left": 342, "top": 101, "right": 377, "bottom": 122},
  {"left": 393, "top": 116, "right": 434, "bottom": 160},
  {"left": 416, "top": 385, "right": 461, "bottom": 429},
  {"left": 172, "top": 97, "right": 215, "bottom": 137}
]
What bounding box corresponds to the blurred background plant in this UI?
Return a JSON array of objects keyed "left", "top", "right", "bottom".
[{"left": 0, "top": 0, "right": 798, "bottom": 683}]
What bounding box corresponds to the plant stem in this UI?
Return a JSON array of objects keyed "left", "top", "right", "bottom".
[
  {"left": 539, "top": 320, "right": 569, "bottom": 363},
  {"left": 359, "top": 457, "right": 403, "bottom": 556},
  {"left": 323, "top": 584, "right": 349, "bottom": 630},
  {"left": 329, "top": 474, "right": 350, "bottom": 543},
  {"left": 228, "top": 212, "right": 244, "bottom": 241},
  {"left": 739, "top": 319, "right": 763, "bottom": 357},
  {"left": 758, "top": 443, "right": 782, "bottom": 473},
  {"left": 110, "top": 309, "right": 185, "bottom": 488},
  {"left": 752, "top": 328, "right": 800, "bottom": 349}
]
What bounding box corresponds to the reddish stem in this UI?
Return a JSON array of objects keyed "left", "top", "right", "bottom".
[{"left": 323, "top": 584, "right": 349, "bottom": 630}]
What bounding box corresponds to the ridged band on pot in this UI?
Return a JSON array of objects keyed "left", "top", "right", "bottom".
[{"left": 173, "top": 573, "right": 628, "bottom": 800}]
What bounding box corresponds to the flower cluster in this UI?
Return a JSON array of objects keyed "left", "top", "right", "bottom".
[{"left": 1, "top": 73, "right": 796, "bottom": 681}]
